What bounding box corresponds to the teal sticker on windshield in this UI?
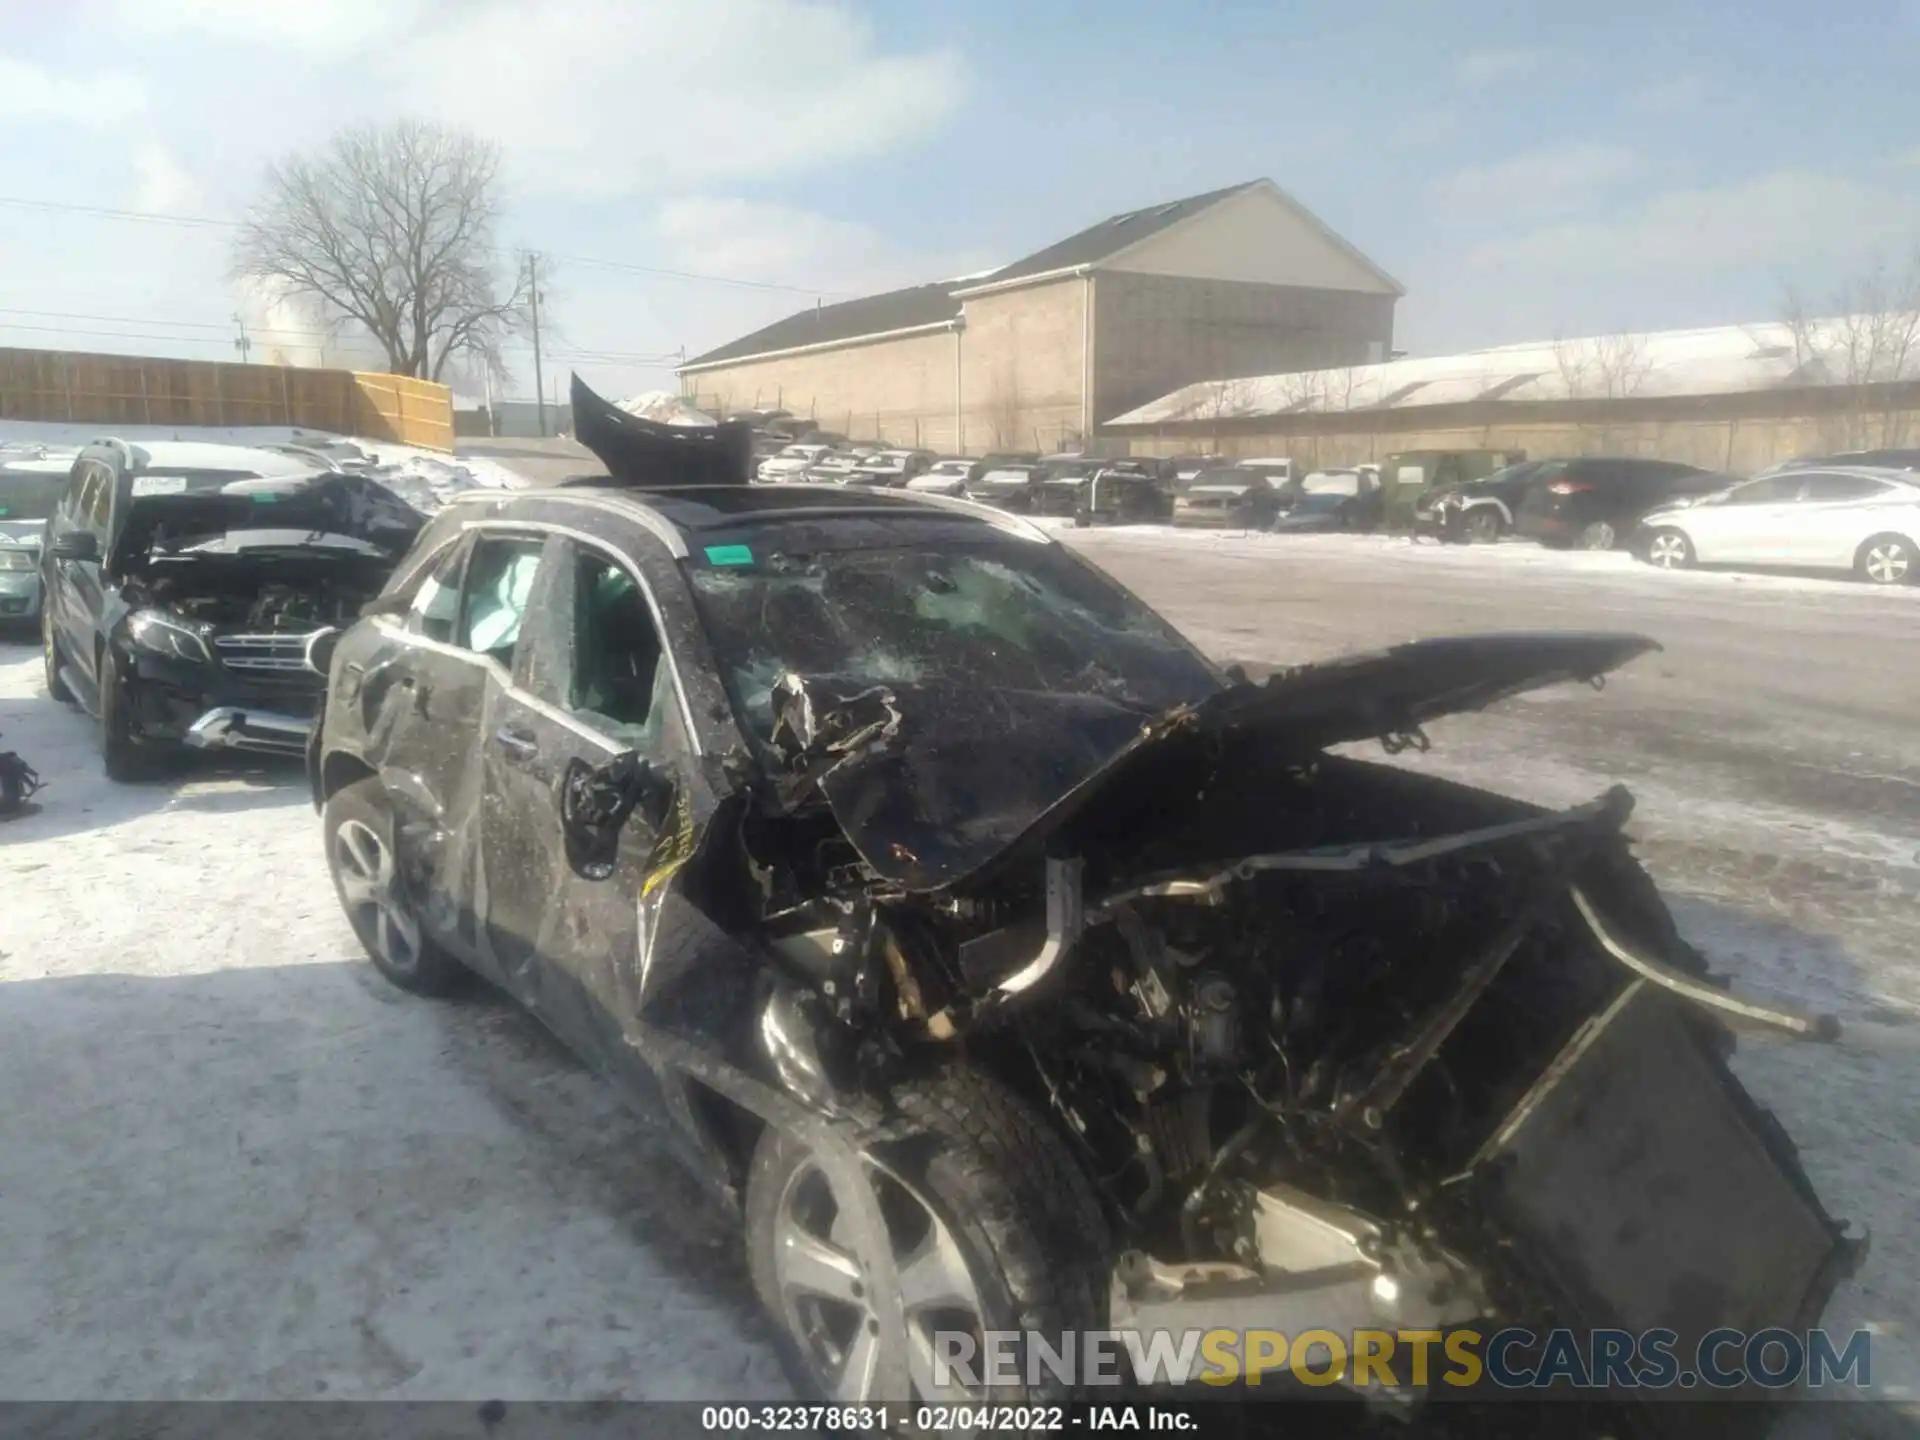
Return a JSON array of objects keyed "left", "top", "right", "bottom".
[
  {"left": 705, "top": 544, "right": 754, "bottom": 566},
  {"left": 250, "top": 492, "right": 282, "bottom": 503}
]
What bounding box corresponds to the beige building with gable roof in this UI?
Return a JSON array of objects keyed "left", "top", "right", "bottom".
[{"left": 676, "top": 179, "right": 1402, "bottom": 454}]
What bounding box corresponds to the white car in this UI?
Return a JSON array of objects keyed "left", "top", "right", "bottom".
[
  {"left": 756, "top": 443, "right": 834, "bottom": 482},
  {"left": 1637, "top": 467, "right": 1920, "bottom": 585},
  {"left": 804, "top": 453, "right": 861, "bottom": 483},
  {"left": 906, "top": 458, "right": 974, "bottom": 495}
]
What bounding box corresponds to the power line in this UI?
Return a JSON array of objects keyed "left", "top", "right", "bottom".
[{"left": 0, "top": 193, "right": 852, "bottom": 297}]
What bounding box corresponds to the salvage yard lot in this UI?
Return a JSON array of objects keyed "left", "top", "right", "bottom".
[{"left": 0, "top": 497, "right": 1916, "bottom": 1418}]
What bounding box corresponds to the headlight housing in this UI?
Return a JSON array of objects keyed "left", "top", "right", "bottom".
[
  {"left": 0, "top": 549, "right": 34, "bottom": 571},
  {"left": 126, "top": 609, "right": 212, "bottom": 664}
]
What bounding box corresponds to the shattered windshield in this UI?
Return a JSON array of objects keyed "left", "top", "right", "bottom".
[
  {"left": 1299, "top": 471, "right": 1362, "bottom": 496},
  {"left": 684, "top": 533, "right": 1219, "bottom": 742}
]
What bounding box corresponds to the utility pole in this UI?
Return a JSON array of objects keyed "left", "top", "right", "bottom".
[
  {"left": 527, "top": 252, "right": 547, "bottom": 439},
  {"left": 233, "top": 313, "right": 252, "bottom": 363}
]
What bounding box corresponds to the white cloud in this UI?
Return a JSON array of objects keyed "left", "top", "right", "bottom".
[
  {"left": 128, "top": 140, "right": 207, "bottom": 215},
  {"left": 1628, "top": 75, "right": 1707, "bottom": 115},
  {"left": 1455, "top": 48, "right": 1538, "bottom": 88},
  {"left": 0, "top": 56, "right": 147, "bottom": 127},
  {"left": 383, "top": 0, "right": 966, "bottom": 198},
  {"left": 93, "top": 0, "right": 429, "bottom": 58},
  {"left": 1431, "top": 143, "right": 1639, "bottom": 222},
  {"left": 1464, "top": 170, "right": 1920, "bottom": 274},
  {"left": 650, "top": 198, "right": 902, "bottom": 286}
]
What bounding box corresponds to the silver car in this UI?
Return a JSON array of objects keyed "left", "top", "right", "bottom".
[{"left": 0, "top": 457, "right": 66, "bottom": 624}]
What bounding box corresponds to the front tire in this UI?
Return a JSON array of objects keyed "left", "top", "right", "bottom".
[
  {"left": 1856, "top": 532, "right": 1915, "bottom": 585},
  {"left": 745, "top": 1069, "right": 1110, "bottom": 1404},
  {"left": 42, "top": 614, "right": 73, "bottom": 704},
  {"left": 323, "top": 777, "right": 468, "bottom": 996},
  {"left": 1645, "top": 528, "right": 1694, "bottom": 569},
  {"left": 99, "top": 654, "right": 170, "bottom": 783}
]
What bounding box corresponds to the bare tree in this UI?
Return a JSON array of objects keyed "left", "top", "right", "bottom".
[
  {"left": 1179, "top": 374, "right": 1263, "bottom": 447},
  {"left": 233, "top": 119, "right": 530, "bottom": 381},
  {"left": 1552, "top": 330, "right": 1653, "bottom": 452},
  {"left": 1780, "top": 253, "right": 1920, "bottom": 449}
]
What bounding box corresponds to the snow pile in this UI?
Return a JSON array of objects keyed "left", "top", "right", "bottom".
[
  {"left": 0, "top": 420, "right": 529, "bottom": 515},
  {"left": 616, "top": 391, "right": 717, "bottom": 427}
]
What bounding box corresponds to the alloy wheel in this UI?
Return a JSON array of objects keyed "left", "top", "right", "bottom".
[
  {"left": 772, "top": 1154, "right": 986, "bottom": 1403},
  {"left": 1579, "top": 521, "right": 1617, "bottom": 551},
  {"left": 332, "top": 818, "right": 422, "bottom": 974},
  {"left": 1863, "top": 538, "right": 1912, "bottom": 585},
  {"left": 1648, "top": 532, "right": 1691, "bottom": 569}
]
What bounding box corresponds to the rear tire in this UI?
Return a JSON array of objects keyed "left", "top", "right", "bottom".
[
  {"left": 323, "top": 777, "right": 468, "bottom": 996},
  {"left": 1855, "top": 532, "right": 1915, "bottom": 585},
  {"left": 745, "top": 1068, "right": 1110, "bottom": 1404},
  {"left": 1576, "top": 520, "right": 1618, "bottom": 551},
  {"left": 1462, "top": 507, "right": 1502, "bottom": 543}
]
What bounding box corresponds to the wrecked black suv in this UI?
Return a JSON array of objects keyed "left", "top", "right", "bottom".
[
  {"left": 41, "top": 439, "right": 427, "bottom": 780},
  {"left": 309, "top": 378, "right": 1859, "bottom": 1431}
]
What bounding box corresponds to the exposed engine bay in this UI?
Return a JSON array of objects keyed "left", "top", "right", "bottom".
[
  {"left": 717, "top": 653, "right": 1861, "bottom": 1422},
  {"left": 131, "top": 566, "right": 383, "bottom": 634}
]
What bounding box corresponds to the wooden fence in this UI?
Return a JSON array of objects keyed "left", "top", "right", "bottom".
[{"left": 0, "top": 347, "right": 455, "bottom": 452}]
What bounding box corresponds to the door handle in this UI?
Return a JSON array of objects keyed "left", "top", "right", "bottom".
[{"left": 494, "top": 726, "right": 536, "bottom": 760}]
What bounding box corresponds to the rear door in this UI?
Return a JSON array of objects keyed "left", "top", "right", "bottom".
[
  {"left": 478, "top": 534, "right": 695, "bottom": 1073},
  {"left": 1788, "top": 472, "right": 1906, "bottom": 567}
]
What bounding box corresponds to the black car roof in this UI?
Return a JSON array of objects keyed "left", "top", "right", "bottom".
[{"left": 488, "top": 481, "right": 1047, "bottom": 550}]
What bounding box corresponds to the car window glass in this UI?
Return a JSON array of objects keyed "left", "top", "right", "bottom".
[
  {"left": 565, "top": 551, "right": 671, "bottom": 749},
  {"left": 1725, "top": 476, "right": 1804, "bottom": 504},
  {"left": 80, "top": 465, "right": 112, "bottom": 530},
  {"left": 458, "top": 535, "right": 545, "bottom": 665},
  {"left": 1800, "top": 474, "right": 1894, "bottom": 502},
  {"left": 405, "top": 538, "right": 471, "bottom": 643}
]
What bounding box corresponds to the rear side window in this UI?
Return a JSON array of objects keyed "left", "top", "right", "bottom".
[{"left": 1800, "top": 474, "right": 1896, "bottom": 502}]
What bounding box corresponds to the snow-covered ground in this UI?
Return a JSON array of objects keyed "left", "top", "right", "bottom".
[
  {"left": 0, "top": 647, "right": 789, "bottom": 1401},
  {"left": 1040, "top": 520, "right": 1920, "bottom": 602}
]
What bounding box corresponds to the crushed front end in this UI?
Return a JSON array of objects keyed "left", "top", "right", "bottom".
[{"left": 736, "top": 641, "right": 1862, "bottom": 1432}]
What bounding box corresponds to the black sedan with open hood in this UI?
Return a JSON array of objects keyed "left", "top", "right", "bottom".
[
  {"left": 304, "top": 376, "right": 1861, "bottom": 1433},
  {"left": 42, "top": 453, "right": 429, "bottom": 780}
]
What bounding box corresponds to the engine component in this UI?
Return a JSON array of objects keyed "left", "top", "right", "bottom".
[{"left": 1187, "top": 973, "right": 1240, "bottom": 1071}]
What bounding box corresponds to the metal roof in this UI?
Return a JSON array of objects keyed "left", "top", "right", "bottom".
[
  {"left": 682, "top": 179, "right": 1370, "bottom": 371},
  {"left": 1106, "top": 318, "right": 1878, "bottom": 427}
]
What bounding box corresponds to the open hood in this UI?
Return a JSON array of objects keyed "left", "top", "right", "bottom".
[
  {"left": 777, "top": 632, "right": 1659, "bottom": 893},
  {"left": 107, "top": 472, "right": 427, "bottom": 577},
  {"left": 570, "top": 373, "right": 755, "bottom": 488}
]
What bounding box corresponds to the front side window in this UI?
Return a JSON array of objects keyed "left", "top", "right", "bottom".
[
  {"left": 1725, "top": 476, "right": 1805, "bottom": 505},
  {"left": 459, "top": 535, "right": 545, "bottom": 665},
  {"left": 405, "top": 539, "right": 471, "bottom": 644}
]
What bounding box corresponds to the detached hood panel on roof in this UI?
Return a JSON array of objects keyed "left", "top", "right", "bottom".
[
  {"left": 779, "top": 631, "right": 1659, "bottom": 893},
  {"left": 108, "top": 473, "right": 428, "bottom": 576},
  {"left": 571, "top": 374, "right": 755, "bottom": 487}
]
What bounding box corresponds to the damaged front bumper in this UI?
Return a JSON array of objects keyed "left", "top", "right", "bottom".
[{"left": 183, "top": 706, "right": 313, "bottom": 755}]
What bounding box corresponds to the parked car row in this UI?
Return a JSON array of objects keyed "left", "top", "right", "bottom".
[{"left": 1416, "top": 453, "right": 1920, "bottom": 585}]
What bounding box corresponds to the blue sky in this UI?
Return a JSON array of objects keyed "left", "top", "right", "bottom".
[{"left": 3, "top": 0, "right": 1919, "bottom": 402}]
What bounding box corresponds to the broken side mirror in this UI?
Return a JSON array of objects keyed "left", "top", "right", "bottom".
[{"left": 559, "top": 749, "right": 674, "bottom": 880}]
